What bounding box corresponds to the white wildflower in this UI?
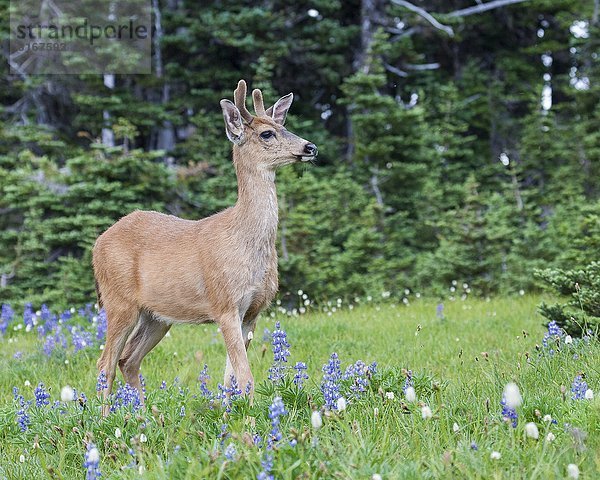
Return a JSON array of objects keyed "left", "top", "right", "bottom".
[
  {"left": 24, "top": 380, "right": 31, "bottom": 387},
  {"left": 385, "top": 391, "right": 395, "bottom": 400},
  {"left": 584, "top": 389, "right": 594, "bottom": 400},
  {"left": 372, "top": 475, "right": 382, "bottom": 480},
  {"left": 336, "top": 397, "right": 347, "bottom": 412},
  {"left": 311, "top": 410, "right": 323, "bottom": 429},
  {"left": 490, "top": 451, "right": 501, "bottom": 460},
  {"left": 546, "top": 432, "right": 556, "bottom": 443},
  {"left": 139, "top": 433, "right": 147, "bottom": 443},
  {"left": 525, "top": 422, "right": 539, "bottom": 439},
  {"left": 87, "top": 447, "right": 100, "bottom": 463},
  {"left": 567, "top": 464, "right": 580, "bottom": 479},
  {"left": 452, "top": 422, "right": 459, "bottom": 433},
  {"left": 421, "top": 405, "right": 433, "bottom": 419},
  {"left": 115, "top": 428, "right": 122, "bottom": 438},
  {"left": 405, "top": 386, "right": 416, "bottom": 402},
  {"left": 60, "top": 386, "right": 75, "bottom": 402},
  {"left": 564, "top": 335, "right": 573, "bottom": 344},
  {"left": 503, "top": 383, "right": 522, "bottom": 409},
  {"left": 543, "top": 414, "right": 552, "bottom": 422},
  {"left": 19, "top": 455, "right": 25, "bottom": 463}
]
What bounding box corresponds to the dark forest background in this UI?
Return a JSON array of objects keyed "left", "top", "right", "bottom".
[{"left": 1, "top": 0, "right": 599, "bottom": 310}]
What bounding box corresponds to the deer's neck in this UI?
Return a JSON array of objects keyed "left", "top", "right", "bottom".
[{"left": 231, "top": 150, "right": 278, "bottom": 245}]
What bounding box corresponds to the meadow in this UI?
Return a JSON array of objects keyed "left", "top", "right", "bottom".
[{"left": 0, "top": 294, "right": 598, "bottom": 479}]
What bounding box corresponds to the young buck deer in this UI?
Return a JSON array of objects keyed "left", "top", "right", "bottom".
[{"left": 93, "top": 80, "right": 317, "bottom": 413}]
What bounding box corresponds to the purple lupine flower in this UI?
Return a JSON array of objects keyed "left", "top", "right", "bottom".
[
  {"left": 501, "top": 396, "right": 518, "bottom": 427},
  {"left": 293, "top": 362, "right": 308, "bottom": 388},
  {"left": 43, "top": 327, "right": 67, "bottom": 356},
  {"left": 268, "top": 322, "right": 290, "bottom": 384},
  {"left": 96, "top": 309, "right": 107, "bottom": 341},
  {"left": 571, "top": 375, "right": 588, "bottom": 400},
  {"left": 96, "top": 371, "right": 108, "bottom": 392},
  {"left": 216, "top": 377, "right": 242, "bottom": 410},
  {"left": 110, "top": 383, "right": 142, "bottom": 412},
  {"left": 267, "top": 396, "right": 287, "bottom": 449},
  {"left": 37, "top": 304, "right": 60, "bottom": 336},
  {"left": 83, "top": 443, "right": 101, "bottom": 480},
  {"left": 40, "top": 304, "right": 52, "bottom": 323},
  {"left": 436, "top": 303, "right": 444, "bottom": 319},
  {"left": 13, "top": 386, "right": 22, "bottom": 401},
  {"left": 78, "top": 304, "right": 94, "bottom": 322},
  {"left": 34, "top": 382, "right": 51, "bottom": 407},
  {"left": 0, "top": 303, "right": 14, "bottom": 335},
  {"left": 180, "top": 405, "right": 185, "bottom": 417},
  {"left": 224, "top": 443, "right": 237, "bottom": 461},
  {"left": 198, "top": 364, "right": 213, "bottom": 399},
  {"left": 17, "top": 405, "right": 30, "bottom": 431},
  {"left": 13, "top": 351, "right": 23, "bottom": 359},
  {"left": 343, "top": 360, "right": 376, "bottom": 398},
  {"left": 321, "top": 353, "right": 342, "bottom": 410},
  {"left": 139, "top": 374, "right": 146, "bottom": 401},
  {"left": 72, "top": 327, "right": 93, "bottom": 352},
  {"left": 13, "top": 387, "right": 31, "bottom": 431},
  {"left": 470, "top": 441, "right": 478, "bottom": 450},
  {"left": 23, "top": 303, "right": 34, "bottom": 329},
  {"left": 160, "top": 380, "right": 167, "bottom": 390},
  {"left": 219, "top": 423, "right": 229, "bottom": 446},
  {"left": 542, "top": 320, "right": 564, "bottom": 352},
  {"left": 1, "top": 303, "right": 14, "bottom": 322},
  {"left": 257, "top": 452, "right": 274, "bottom": 480}
]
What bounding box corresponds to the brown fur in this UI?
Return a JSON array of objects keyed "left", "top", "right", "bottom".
[{"left": 93, "top": 80, "right": 317, "bottom": 413}]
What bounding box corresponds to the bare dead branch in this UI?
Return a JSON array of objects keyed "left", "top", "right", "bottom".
[
  {"left": 390, "top": 0, "right": 454, "bottom": 36},
  {"left": 383, "top": 62, "right": 408, "bottom": 77},
  {"left": 404, "top": 63, "right": 440, "bottom": 70},
  {"left": 446, "top": 0, "right": 531, "bottom": 18}
]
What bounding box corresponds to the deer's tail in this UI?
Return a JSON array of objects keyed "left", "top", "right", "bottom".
[{"left": 94, "top": 276, "right": 103, "bottom": 309}]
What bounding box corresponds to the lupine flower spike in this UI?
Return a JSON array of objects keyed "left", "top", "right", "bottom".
[
  {"left": 321, "top": 353, "right": 342, "bottom": 410},
  {"left": 268, "top": 322, "right": 290, "bottom": 384},
  {"left": 84, "top": 443, "right": 101, "bottom": 480}
]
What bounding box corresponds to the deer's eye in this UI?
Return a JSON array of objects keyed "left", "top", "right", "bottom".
[{"left": 260, "top": 130, "right": 275, "bottom": 140}]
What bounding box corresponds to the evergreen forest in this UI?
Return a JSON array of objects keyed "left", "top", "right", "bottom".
[{"left": 1, "top": 0, "right": 599, "bottom": 312}]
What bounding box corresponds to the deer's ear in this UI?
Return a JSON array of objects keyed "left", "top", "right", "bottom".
[
  {"left": 266, "top": 93, "right": 293, "bottom": 125},
  {"left": 220, "top": 99, "right": 245, "bottom": 144}
]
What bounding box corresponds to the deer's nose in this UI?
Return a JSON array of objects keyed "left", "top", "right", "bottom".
[{"left": 304, "top": 143, "right": 318, "bottom": 156}]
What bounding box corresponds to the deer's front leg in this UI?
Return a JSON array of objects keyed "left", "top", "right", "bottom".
[{"left": 219, "top": 313, "right": 254, "bottom": 396}]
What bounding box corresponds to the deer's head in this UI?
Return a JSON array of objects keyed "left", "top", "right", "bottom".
[{"left": 220, "top": 80, "right": 318, "bottom": 169}]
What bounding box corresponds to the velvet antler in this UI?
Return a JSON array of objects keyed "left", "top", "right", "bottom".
[
  {"left": 252, "top": 89, "right": 266, "bottom": 116},
  {"left": 234, "top": 80, "right": 254, "bottom": 123}
]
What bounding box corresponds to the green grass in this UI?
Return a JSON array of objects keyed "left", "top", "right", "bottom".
[{"left": 0, "top": 295, "right": 599, "bottom": 479}]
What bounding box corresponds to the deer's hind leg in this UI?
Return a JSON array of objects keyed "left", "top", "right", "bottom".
[
  {"left": 118, "top": 312, "right": 171, "bottom": 402},
  {"left": 97, "top": 302, "right": 140, "bottom": 416}
]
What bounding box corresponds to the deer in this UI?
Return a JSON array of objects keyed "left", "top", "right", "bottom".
[{"left": 93, "top": 80, "right": 317, "bottom": 414}]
